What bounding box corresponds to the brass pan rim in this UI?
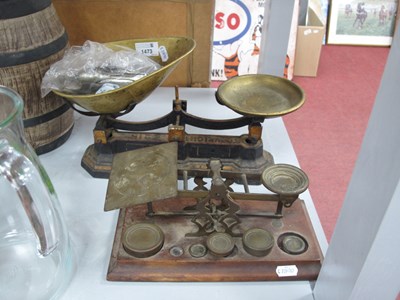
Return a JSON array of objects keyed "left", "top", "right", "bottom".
[{"left": 216, "top": 74, "right": 305, "bottom": 118}]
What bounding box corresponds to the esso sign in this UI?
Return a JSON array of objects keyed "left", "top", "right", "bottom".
[
  {"left": 213, "top": 0, "right": 252, "bottom": 45},
  {"left": 215, "top": 12, "right": 241, "bottom": 30}
]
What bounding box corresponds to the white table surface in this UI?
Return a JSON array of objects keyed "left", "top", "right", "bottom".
[{"left": 40, "top": 87, "right": 328, "bottom": 300}]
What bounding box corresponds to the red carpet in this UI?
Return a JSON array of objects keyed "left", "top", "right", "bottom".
[{"left": 285, "top": 45, "right": 390, "bottom": 240}]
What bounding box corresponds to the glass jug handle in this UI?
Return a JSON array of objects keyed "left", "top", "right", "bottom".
[{"left": 0, "top": 140, "right": 59, "bottom": 257}]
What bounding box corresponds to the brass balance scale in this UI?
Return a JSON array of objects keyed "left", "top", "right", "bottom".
[{"left": 54, "top": 37, "right": 323, "bottom": 282}]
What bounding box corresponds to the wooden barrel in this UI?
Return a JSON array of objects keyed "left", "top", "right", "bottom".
[{"left": 0, "top": 1, "right": 74, "bottom": 155}]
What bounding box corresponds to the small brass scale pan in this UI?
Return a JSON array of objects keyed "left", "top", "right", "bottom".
[{"left": 53, "top": 37, "right": 305, "bottom": 184}]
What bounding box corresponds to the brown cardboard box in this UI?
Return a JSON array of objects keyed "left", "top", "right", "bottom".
[
  {"left": 53, "top": 0, "right": 213, "bottom": 87},
  {"left": 293, "top": 8, "right": 325, "bottom": 77}
]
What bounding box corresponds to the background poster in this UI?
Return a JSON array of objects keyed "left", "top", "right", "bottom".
[{"left": 211, "top": 0, "right": 265, "bottom": 81}]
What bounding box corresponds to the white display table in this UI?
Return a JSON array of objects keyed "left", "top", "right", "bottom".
[{"left": 40, "top": 87, "right": 328, "bottom": 300}]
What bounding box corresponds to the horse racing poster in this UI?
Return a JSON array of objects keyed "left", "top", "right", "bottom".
[{"left": 328, "top": 0, "right": 398, "bottom": 45}]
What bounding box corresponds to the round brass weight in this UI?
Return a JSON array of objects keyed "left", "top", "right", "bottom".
[
  {"left": 281, "top": 233, "right": 308, "bottom": 255},
  {"left": 189, "top": 243, "right": 207, "bottom": 258},
  {"left": 206, "top": 233, "right": 235, "bottom": 257},
  {"left": 122, "top": 223, "right": 164, "bottom": 258},
  {"left": 242, "top": 228, "right": 274, "bottom": 257}
]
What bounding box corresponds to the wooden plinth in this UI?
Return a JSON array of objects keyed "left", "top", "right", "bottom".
[{"left": 107, "top": 198, "right": 323, "bottom": 282}]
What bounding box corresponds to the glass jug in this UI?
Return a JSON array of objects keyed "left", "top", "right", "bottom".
[{"left": 0, "top": 86, "right": 74, "bottom": 299}]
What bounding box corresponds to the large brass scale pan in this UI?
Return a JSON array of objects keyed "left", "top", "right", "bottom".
[
  {"left": 53, "top": 37, "right": 305, "bottom": 184},
  {"left": 53, "top": 37, "right": 196, "bottom": 114}
]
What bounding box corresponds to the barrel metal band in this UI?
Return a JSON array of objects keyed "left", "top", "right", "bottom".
[
  {"left": 23, "top": 102, "right": 71, "bottom": 128},
  {"left": 35, "top": 125, "right": 74, "bottom": 155},
  {"left": 0, "top": 31, "right": 68, "bottom": 67},
  {"left": 0, "top": 0, "right": 52, "bottom": 19}
]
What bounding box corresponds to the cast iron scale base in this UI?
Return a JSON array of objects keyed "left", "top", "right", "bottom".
[{"left": 81, "top": 87, "right": 273, "bottom": 185}]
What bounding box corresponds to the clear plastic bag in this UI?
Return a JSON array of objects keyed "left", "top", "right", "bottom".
[{"left": 41, "top": 40, "right": 161, "bottom": 96}]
